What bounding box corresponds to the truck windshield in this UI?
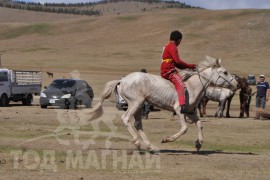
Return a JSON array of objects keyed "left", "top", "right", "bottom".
[{"left": 48, "top": 80, "right": 75, "bottom": 89}]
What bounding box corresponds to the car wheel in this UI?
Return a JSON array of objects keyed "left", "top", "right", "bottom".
[
  {"left": 84, "top": 101, "right": 91, "bottom": 108},
  {"left": 65, "top": 100, "right": 76, "bottom": 110}
]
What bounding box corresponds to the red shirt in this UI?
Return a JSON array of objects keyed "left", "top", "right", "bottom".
[{"left": 161, "top": 41, "right": 193, "bottom": 77}]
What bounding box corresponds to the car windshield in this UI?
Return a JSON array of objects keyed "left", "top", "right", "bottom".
[
  {"left": 48, "top": 80, "right": 76, "bottom": 89},
  {"left": 248, "top": 76, "right": 255, "bottom": 80}
]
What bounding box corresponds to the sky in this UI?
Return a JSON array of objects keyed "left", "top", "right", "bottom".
[{"left": 24, "top": 0, "right": 270, "bottom": 10}]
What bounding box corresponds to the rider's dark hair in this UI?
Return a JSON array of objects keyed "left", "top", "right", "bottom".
[
  {"left": 141, "top": 68, "right": 147, "bottom": 73},
  {"left": 170, "top": 31, "right": 182, "bottom": 42}
]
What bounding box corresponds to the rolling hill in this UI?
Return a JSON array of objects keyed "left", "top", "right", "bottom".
[{"left": 0, "top": 5, "right": 269, "bottom": 92}]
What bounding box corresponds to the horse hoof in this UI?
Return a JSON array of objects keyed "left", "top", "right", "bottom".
[
  {"left": 161, "top": 138, "right": 168, "bottom": 143},
  {"left": 133, "top": 140, "right": 141, "bottom": 149},
  {"left": 149, "top": 149, "right": 159, "bottom": 154},
  {"left": 148, "top": 145, "right": 160, "bottom": 154},
  {"left": 195, "top": 140, "right": 202, "bottom": 151}
]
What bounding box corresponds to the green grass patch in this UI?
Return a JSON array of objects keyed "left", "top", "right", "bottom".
[
  {"left": 0, "top": 23, "right": 52, "bottom": 40},
  {"left": 179, "top": 16, "right": 195, "bottom": 24},
  {"left": 219, "top": 10, "right": 269, "bottom": 21},
  {"left": 78, "top": 18, "right": 97, "bottom": 24},
  {"left": 115, "top": 15, "right": 140, "bottom": 22},
  {"left": 20, "top": 47, "right": 51, "bottom": 52},
  {"left": 0, "top": 145, "right": 22, "bottom": 153}
]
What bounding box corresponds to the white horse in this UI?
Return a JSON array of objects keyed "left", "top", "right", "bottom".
[
  {"left": 198, "top": 86, "right": 235, "bottom": 118},
  {"left": 87, "top": 56, "right": 238, "bottom": 152}
]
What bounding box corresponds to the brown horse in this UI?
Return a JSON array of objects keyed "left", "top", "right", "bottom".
[
  {"left": 47, "top": 71, "right": 53, "bottom": 78},
  {"left": 239, "top": 78, "right": 253, "bottom": 118}
]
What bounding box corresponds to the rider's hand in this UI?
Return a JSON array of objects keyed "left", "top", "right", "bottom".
[{"left": 189, "top": 64, "right": 197, "bottom": 69}]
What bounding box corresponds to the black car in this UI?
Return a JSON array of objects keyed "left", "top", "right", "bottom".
[
  {"left": 40, "top": 79, "right": 94, "bottom": 109},
  {"left": 247, "top": 74, "right": 256, "bottom": 85}
]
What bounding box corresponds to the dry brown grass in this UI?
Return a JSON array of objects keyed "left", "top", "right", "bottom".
[{"left": 0, "top": 7, "right": 270, "bottom": 179}]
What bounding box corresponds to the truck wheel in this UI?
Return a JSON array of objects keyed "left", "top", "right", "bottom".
[
  {"left": 40, "top": 105, "right": 47, "bottom": 109},
  {"left": 22, "top": 95, "right": 33, "bottom": 106},
  {"left": 0, "top": 94, "right": 8, "bottom": 107}
]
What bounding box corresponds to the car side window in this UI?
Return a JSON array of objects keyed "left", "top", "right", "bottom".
[
  {"left": 81, "top": 81, "right": 89, "bottom": 90},
  {"left": 82, "top": 81, "right": 93, "bottom": 98},
  {"left": 76, "top": 81, "right": 84, "bottom": 91}
]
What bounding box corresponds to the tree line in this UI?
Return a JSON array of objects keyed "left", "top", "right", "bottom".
[{"left": 0, "top": 0, "right": 200, "bottom": 16}]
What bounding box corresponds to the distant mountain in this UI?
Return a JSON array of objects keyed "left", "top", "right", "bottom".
[{"left": 0, "top": 0, "right": 201, "bottom": 16}]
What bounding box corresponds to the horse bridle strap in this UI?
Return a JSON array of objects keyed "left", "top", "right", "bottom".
[
  {"left": 196, "top": 67, "right": 235, "bottom": 92},
  {"left": 196, "top": 67, "right": 213, "bottom": 92}
]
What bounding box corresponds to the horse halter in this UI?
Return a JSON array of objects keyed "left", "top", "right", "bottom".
[
  {"left": 212, "top": 69, "right": 237, "bottom": 90},
  {"left": 196, "top": 66, "right": 236, "bottom": 91}
]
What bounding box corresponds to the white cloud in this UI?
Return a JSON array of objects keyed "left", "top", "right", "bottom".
[{"left": 179, "top": 0, "right": 270, "bottom": 10}]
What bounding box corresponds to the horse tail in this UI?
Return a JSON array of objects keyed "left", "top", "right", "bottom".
[{"left": 88, "top": 80, "right": 120, "bottom": 121}]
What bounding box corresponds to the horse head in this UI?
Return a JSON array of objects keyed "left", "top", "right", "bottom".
[{"left": 200, "top": 56, "right": 238, "bottom": 91}]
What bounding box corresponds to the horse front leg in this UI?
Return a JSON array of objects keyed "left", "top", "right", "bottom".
[
  {"left": 246, "top": 98, "right": 251, "bottom": 117},
  {"left": 161, "top": 108, "right": 188, "bottom": 143},
  {"left": 195, "top": 120, "right": 203, "bottom": 151},
  {"left": 197, "top": 100, "right": 203, "bottom": 117},
  {"left": 239, "top": 99, "right": 245, "bottom": 118}
]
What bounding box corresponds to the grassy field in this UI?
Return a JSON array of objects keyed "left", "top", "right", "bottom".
[{"left": 0, "top": 6, "right": 270, "bottom": 179}]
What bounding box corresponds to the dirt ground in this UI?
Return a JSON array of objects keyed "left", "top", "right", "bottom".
[{"left": 0, "top": 95, "right": 270, "bottom": 180}]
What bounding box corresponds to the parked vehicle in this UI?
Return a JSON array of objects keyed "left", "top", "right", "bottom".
[
  {"left": 0, "top": 68, "right": 41, "bottom": 106},
  {"left": 115, "top": 90, "right": 128, "bottom": 110},
  {"left": 115, "top": 85, "right": 154, "bottom": 114},
  {"left": 247, "top": 74, "right": 256, "bottom": 85},
  {"left": 40, "top": 79, "right": 94, "bottom": 109}
]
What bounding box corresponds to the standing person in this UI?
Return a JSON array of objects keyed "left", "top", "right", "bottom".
[
  {"left": 255, "top": 74, "right": 270, "bottom": 119},
  {"left": 161, "top": 30, "right": 196, "bottom": 114}
]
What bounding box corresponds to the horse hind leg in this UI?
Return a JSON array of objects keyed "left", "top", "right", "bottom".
[
  {"left": 134, "top": 108, "right": 159, "bottom": 152},
  {"left": 121, "top": 102, "right": 143, "bottom": 149},
  {"left": 226, "top": 97, "right": 232, "bottom": 118}
]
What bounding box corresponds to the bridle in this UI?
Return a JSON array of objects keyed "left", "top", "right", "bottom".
[{"left": 196, "top": 66, "right": 236, "bottom": 93}]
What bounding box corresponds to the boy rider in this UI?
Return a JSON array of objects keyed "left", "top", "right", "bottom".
[{"left": 161, "top": 30, "right": 196, "bottom": 114}]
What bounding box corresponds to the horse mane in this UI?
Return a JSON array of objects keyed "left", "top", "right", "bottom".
[{"left": 180, "top": 55, "right": 221, "bottom": 80}]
